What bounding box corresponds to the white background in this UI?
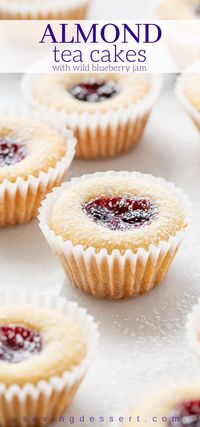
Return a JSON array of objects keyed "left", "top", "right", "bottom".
[{"left": 0, "top": 1, "right": 200, "bottom": 427}]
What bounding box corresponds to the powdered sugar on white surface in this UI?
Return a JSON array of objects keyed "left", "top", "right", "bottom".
[{"left": 0, "top": 72, "right": 199, "bottom": 426}]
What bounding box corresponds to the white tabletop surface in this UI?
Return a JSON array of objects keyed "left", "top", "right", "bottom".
[
  {"left": 0, "top": 2, "right": 199, "bottom": 426},
  {"left": 0, "top": 72, "right": 199, "bottom": 426}
]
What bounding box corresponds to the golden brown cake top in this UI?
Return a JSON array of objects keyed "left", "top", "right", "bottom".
[
  {"left": 157, "top": 0, "right": 200, "bottom": 19},
  {"left": 50, "top": 175, "right": 187, "bottom": 254},
  {"left": 0, "top": 117, "right": 67, "bottom": 183},
  {"left": 31, "top": 73, "right": 151, "bottom": 115},
  {"left": 0, "top": 305, "right": 86, "bottom": 386},
  {"left": 127, "top": 384, "right": 200, "bottom": 427}
]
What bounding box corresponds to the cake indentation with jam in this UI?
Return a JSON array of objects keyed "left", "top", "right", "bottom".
[
  {"left": 69, "top": 81, "right": 119, "bottom": 103},
  {"left": 0, "top": 140, "right": 27, "bottom": 167},
  {"left": 83, "top": 196, "right": 158, "bottom": 231},
  {"left": 0, "top": 325, "right": 42, "bottom": 363}
]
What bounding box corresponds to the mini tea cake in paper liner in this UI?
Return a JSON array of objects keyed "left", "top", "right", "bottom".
[
  {"left": 22, "top": 74, "right": 162, "bottom": 160},
  {"left": 0, "top": 107, "right": 76, "bottom": 227},
  {"left": 0, "top": 0, "right": 90, "bottom": 19},
  {"left": 39, "top": 171, "right": 190, "bottom": 299},
  {"left": 0, "top": 290, "right": 98, "bottom": 427}
]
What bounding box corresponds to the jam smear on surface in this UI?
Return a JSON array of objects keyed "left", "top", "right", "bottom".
[
  {"left": 0, "top": 140, "right": 27, "bottom": 167},
  {"left": 69, "top": 81, "right": 118, "bottom": 102},
  {"left": 0, "top": 325, "right": 42, "bottom": 363},
  {"left": 83, "top": 196, "right": 157, "bottom": 231}
]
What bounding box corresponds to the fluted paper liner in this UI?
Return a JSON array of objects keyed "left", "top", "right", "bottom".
[
  {"left": 39, "top": 171, "right": 190, "bottom": 299},
  {"left": 176, "top": 64, "right": 200, "bottom": 132},
  {"left": 0, "top": 107, "right": 77, "bottom": 226},
  {"left": 0, "top": 290, "right": 98, "bottom": 427},
  {"left": 186, "top": 300, "right": 200, "bottom": 360},
  {"left": 0, "top": 0, "right": 90, "bottom": 19},
  {"left": 22, "top": 74, "right": 162, "bottom": 159}
]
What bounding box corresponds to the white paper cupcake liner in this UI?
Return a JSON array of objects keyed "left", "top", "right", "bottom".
[
  {"left": 0, "top": 290, "right": 98, "bottom": 427},
  {"left": 22, "top": 74, "right": 162, "bottom": 159},
  {"left": 176, "top": 63, "right": 200, "bottom": 130},
  {"left": 0, "top": 0, "right": 90, "bottom": 19},
  {"left": 186, "top": 299, "right": 200, "bottom": 360},
  {"left": 38, "top": 171, "right": 190, "bottom": 300},
  {"left": 0, "top": 106, "right": 77, "bottom": 226}
]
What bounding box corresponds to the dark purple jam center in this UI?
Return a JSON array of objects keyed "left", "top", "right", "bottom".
[
  {"left": 69, "top": 81, "right": 118, "bottom": 102},
  {"left": 168, "top": 401, "right": 200, "bottom": 427},
  {"left": 83, "top": 196, "right": 157, "bottom": 231},
  {"left": 0, "top": 140, "right": 27, "bottom": 167},
  {"left": 0, "top": 325, "right": 42, "bottom": 363},
  {"left": 195, "top": 5, "right": 200, "bottom": 15}
]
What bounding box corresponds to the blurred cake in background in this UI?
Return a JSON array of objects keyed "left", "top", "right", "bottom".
[
  {"left": 0, "top": 0, "right": 91, "bottom": 20},
  {"left": 126, "top": 383, "right": 200, "bottom": 427},
  {"left": 155, "top": 1, "right": 200, "bottom": 68},
  {"left": 176, "top": 67, "right": 200, "bottom": 132},
  {"left": 157, "top": 0, "right": 200, "bottom": 19}
]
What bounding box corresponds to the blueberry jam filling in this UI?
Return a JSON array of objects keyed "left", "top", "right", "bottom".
[
  {"left": 168, "top": 400, "right": 200, "bottom": 427},
  {"left": 69, "top": 80, "right": 118, "bottom": 102},
  {"left": 83, "top": 196, "right": 157, "bottom": 231},
  {"left": 0, "top": 139, "right": 27, "bottom": 167},
  {"left": 0, "top": 325, "right": 42, "bottom": 363}
]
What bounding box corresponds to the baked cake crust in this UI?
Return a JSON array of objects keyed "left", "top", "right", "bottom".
[
  {"left": 0, "top": 305, "right": 86, "bottom": 386},
  {"left": 50, "top": 175, "right": 186, "bottom": 254}
]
